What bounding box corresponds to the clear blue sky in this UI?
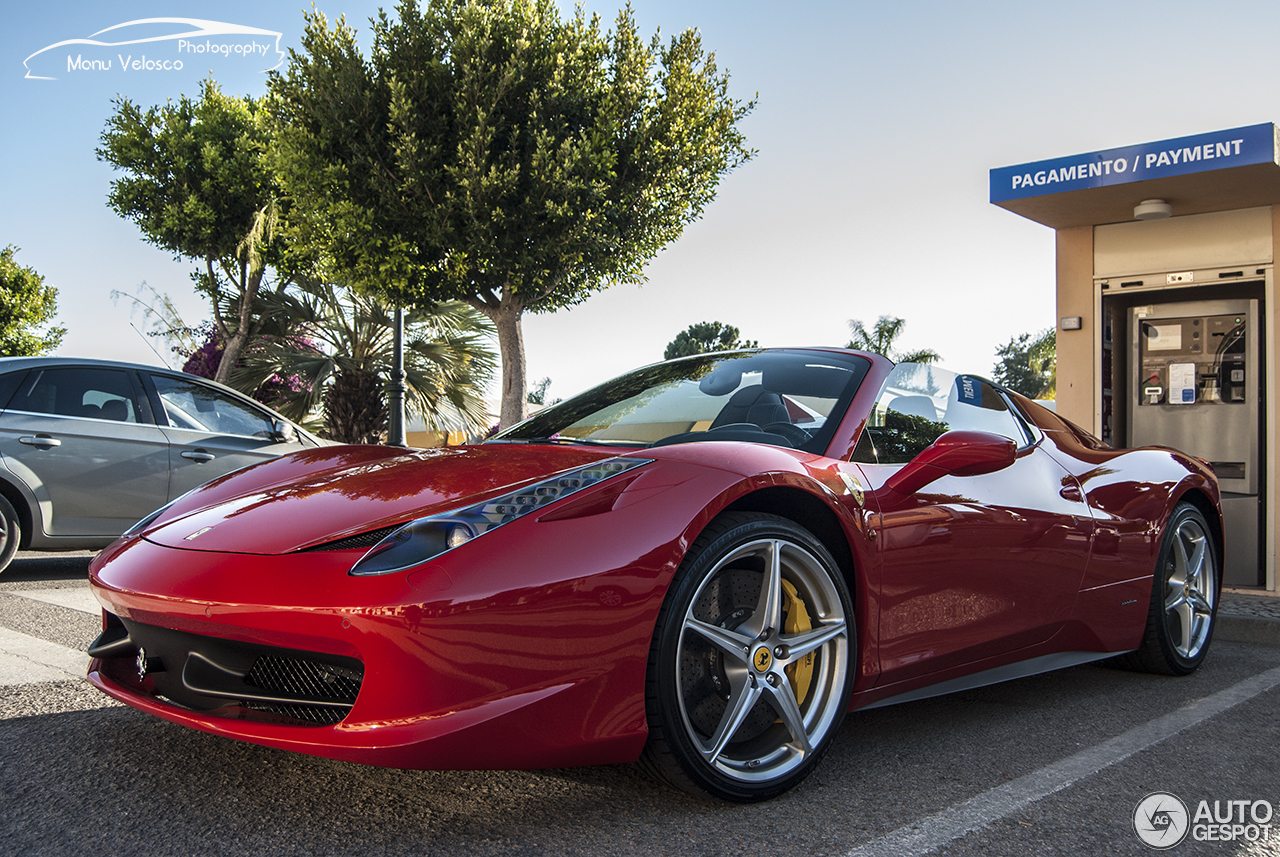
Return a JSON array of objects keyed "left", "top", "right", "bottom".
[{"left": 4, "top": 1, "right": 1280, "bottom": 403}]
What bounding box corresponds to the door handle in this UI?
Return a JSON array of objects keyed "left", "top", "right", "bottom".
[
  {"left": 181, "top": 449, "right": 216, "bottom": 463},
  {"left": 19, "top": 434, "right": 61, "bottom": 449}
]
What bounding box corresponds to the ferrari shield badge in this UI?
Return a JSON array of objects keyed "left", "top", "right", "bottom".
[{"left": 838, "top": 471, "right": 865, "bottom": 507}]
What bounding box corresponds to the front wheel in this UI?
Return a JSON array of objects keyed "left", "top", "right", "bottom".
[
  {"left": 639, "top": 512, "right": 854, "bottom": 802},
  {"left": 1114, "top": 502, "right": 1220, "bottom": 675}
]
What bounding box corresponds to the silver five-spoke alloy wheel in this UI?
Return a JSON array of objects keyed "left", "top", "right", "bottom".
[
  {"left": 641, "top": 512, "right": 854, "bottom": 802},
  {"left": 1115, "top": 502, "right": 1221, "bottom": 676},
  {"left": 1161, "top": 511, "right": 1217, "bottom": 661}
]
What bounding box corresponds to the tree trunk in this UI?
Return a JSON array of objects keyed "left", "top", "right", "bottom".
[
  {"left": 473, "top": 293, "right": 527, "bottom": 430},
  {"left": 215, "top": 328, "right": 247, "bottom": 385},
  {"left": 324, "top": 368, "right": 388, "bottom": 444},
  {"left": 214, "top": 261, "right": 264, "bottom": 385}
]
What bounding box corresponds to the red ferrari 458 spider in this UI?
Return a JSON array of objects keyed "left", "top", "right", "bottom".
[{"left": 87, "top": 348, "right": 1222, "bottom": 802}]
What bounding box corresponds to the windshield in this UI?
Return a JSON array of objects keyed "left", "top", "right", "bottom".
[{"left": 494, "top": 349, "right": 870, "bottom": 454}]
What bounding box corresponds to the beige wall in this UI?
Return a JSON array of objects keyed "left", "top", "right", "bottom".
[
  {"left": 406, "top": 430, "right": 468, "bottom": 448},
  {"left": 1054, "top": 207, "right": 1277, "bottom": 589},
  {"left": 1094, "top": 207, "right": 1274, "bottom": 277},
  {"left": 1054, "top": 226, "right": 1095, "bottom": 429}
]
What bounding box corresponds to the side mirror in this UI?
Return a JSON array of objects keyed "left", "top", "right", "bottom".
[
  {"left": 885, "top": 430, "right": 1018, "bottom": 495},
  {"left": 272, "top": 419, "right": 298, "bottom": 444}
]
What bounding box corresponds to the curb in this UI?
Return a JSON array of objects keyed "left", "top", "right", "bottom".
[{"left": 1216, "top": 615, "right": 1280, "bottom": 646}]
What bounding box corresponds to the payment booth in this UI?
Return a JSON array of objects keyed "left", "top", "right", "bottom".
[{"left": 992, "top": 123, "right": 1280, "bottom": 591}]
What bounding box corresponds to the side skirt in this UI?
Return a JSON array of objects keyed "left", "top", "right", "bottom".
[{"left": 856, "top": 650, "right": 1130, "bottom": 711}]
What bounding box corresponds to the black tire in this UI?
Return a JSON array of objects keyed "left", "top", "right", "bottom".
[
  {"left": 639, "top": 512, "right": 854, "bottom": 802},
  {"left": 1112, "top": 503, "right": 1220, "bottom": 676},
  {"left": 0, "top": 494, "right": 20, "bottom": 575}
]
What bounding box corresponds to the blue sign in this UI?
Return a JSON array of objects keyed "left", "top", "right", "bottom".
[{"left": 990, "top": 123, "right": 1278, "bottom": 203}]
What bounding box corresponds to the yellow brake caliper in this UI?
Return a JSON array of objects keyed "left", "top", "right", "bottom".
[{"left": 781, "top": 579, "right": 815, "bottom": 705}]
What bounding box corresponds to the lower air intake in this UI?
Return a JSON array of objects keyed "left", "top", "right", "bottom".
[{"left": 245, "top": 657, "right": 364, "bottom": 725}]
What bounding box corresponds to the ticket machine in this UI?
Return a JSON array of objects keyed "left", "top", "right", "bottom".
[{"left": 1130, "top": 298, "right": 1259, "bottom": 584}]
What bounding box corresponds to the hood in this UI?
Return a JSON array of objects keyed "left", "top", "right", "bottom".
[{"left": 144, "top": 443, "right": 622, "bottom": 555}]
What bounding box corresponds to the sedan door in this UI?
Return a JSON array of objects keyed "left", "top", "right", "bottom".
[
  {"left": 0, "top": 366, "right": 170, "bottom": 536},
  {"left": 145, "top": 372, "right": 311, "bottom": 500}
]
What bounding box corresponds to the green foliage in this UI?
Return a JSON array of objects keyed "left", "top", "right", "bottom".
[
  {"left": 847, "top": 316, "right": 940, "bottom": 364},
  {"left": 854, "top": 410, "right": 951, "bottom": 465},
  {"left": 992, "top": 328, "right": 1056, "bottom": 398},
  {"left": 268, "top": 0, "right": 755, "bottom": 425},
  {"left": 0, "top": 247, "right": 65, "bottom": 357},
  {"left": 233, "top": 278, "right": 497, "bottom": 433},
  {"left": 664, "top": 321, "right": 757, "bottom": 360},
  {"left": 98, "top": 79, "right": 296, "bottom": 382},
  {"left": 527, "top": 376, "right": 558, "bottom": 406},
  {"left": 111, "top": 281, "right": 205, "bottom": 360}
]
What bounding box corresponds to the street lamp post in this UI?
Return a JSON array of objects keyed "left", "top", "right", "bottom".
[{"left": 388, "top": 305, "right": 407, "bottom": 447}]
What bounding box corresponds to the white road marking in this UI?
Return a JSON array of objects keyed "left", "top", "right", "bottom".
[
  {"left": 7, "top": 587, "right": 100, "bottom": 615},
  {"left": 846, "top": 665, "right": 1280, "bottom": 857},
  {"left": 0, "top": 625, "right": 88, "bottom": 685}
]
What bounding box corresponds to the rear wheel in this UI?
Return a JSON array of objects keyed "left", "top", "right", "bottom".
[
  {"left": 1114, "top": 503, "right": 1219, "bottom": 675},
  {"left": 640, "top": 512, "right": 853, "bottom": 802},
  {"left": 0, "top": 494, "right": 20, "bottom": 574}
]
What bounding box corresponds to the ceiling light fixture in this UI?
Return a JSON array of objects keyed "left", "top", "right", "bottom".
[{"left": 1134, "top": 199, "right": 1172, "bottom": 220}]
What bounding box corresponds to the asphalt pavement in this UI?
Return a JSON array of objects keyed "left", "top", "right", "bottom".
[{"left": 1, "top": 551, "right": 1278, "bottom": 856}]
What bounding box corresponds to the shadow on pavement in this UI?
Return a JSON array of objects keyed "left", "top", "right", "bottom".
[{"left": 1, "top": 552, "right": 95, "bottom": 582}]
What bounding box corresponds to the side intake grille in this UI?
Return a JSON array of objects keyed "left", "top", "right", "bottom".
[
  {"left": 302, "top": 525, "right": 402, "bottom": 553},
  {"left": 244, "top": 656, "right": 363, "bottom": 726},
  {"left": 248, "top": 656, "right": 362, "bottom": 702},
  {"left": 247, "top": 702, "right": 346, "bottom": 725}
]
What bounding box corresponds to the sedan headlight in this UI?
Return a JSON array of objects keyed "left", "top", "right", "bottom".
[{"left": 349, "top": 456, "right": 652, "bottom": 576}]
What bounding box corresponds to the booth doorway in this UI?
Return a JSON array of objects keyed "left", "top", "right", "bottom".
[{"left": 1101, "top": 279, "right": 1266, "bottom": 586}]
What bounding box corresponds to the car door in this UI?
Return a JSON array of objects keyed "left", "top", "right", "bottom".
[
  {"left": 144, "top": 372, "right": 310, "bottom": 499},
  {"left": 0, "top": 365, "right": 170, "bottom": 536},
  {"left": 853, "top": 366, "right": 1094, "bottom": 685}
]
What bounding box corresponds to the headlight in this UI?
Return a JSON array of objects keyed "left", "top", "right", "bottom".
[{"left": 349, "top": 456, "right": 652, "bottom": 576}]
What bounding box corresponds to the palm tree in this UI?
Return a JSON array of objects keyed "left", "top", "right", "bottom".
[
  {"left": 236, "top": 280, "right": 496, "bottom": 443},
  {"left": 847, "top": 316, "right": 941, "bottom": 364}
]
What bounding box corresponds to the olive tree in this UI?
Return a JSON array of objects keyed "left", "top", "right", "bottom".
[
  {"left": 0, "top": 247, "right": 65, "bottom": 356},
  {"left": 269, "top": 0, "right": 754, "bottom": 426},
  {"left": 664, "top": 321, "right": 756, "bottom": 359},
  {"left": 98, "top": 79, "right": 297, "bottom": 384}
]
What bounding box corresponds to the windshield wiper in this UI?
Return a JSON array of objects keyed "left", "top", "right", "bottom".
[{"left": 489, "top": 436, "right": 627, "bottom": 447}]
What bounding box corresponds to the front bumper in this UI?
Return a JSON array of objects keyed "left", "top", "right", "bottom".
[
  {"left": 90, "top": 612, "right": 364, "bottom": 725},
  {"left": 85, "top": 499, "right": 691, "bottom": 770}
]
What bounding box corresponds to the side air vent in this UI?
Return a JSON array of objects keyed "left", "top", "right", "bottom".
[{"left": 301, "top": 525, "right": 403, "bottom": 552}]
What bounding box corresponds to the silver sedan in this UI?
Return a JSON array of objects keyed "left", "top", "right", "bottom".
[{"left": 0, "top": 356, "right": 327, "bottom": 572}]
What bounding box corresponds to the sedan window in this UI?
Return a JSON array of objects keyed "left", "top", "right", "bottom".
[
  {"left": 151, "top": 374, "right": 276, "bottom": 438},
  {"left": 9, "top": 367, "right": 141, "bottom": 423}
]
